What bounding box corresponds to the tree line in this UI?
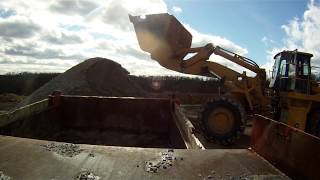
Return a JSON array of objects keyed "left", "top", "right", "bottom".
[
  {"left": 0, "top": 72, "right": 222, "bottom": 95},
  {"left": 0, "top": 72, "right": 59, "bottom": 95},
  {"left": 130, "top": 75, "right": 220, "bottom": 93}
]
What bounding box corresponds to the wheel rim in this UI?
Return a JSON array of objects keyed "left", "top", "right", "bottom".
[{"left": 207, "top": 107, "right": 235, "bottom": 135}]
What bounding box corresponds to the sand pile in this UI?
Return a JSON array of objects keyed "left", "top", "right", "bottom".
[{"left": 19, "top": 57, "right": 145, "bottom": 107}]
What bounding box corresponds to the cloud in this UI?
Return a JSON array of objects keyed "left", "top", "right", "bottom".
[
  {"left": 49, "top": 0, "right": 99, "bottom": 16},
  {"left": 261, "top": 36, "right": 275, "bottom": 47},
  {"left": 0, "top": 0, "right": 248, "bottom": 77},
  {"left": 100, "top": 1, "right": 136, "bottom": 31},
  {"left": 263, "top": 0, "right": 320, "bottom": 74},
  {"left": 282, "top": 1, "right": 320, "bottom": 60},
  {"left": 0, "top": 8, "right": 16, "bottom": 18},
  {"left": 0, "top": 17, "right": 40, "bottom": 38},
  {"left": 261, "top": 36, "right": 268, "bottom": 43},
  {"left": 181, "top": 24, "right": 247, "bottom": 55},
  {"left": 4, "top": 44, "right": 86, "bottom": 60},
  {"left": 43, "top": 32, "right": 83, "bottom": 45},
  {"left": 94, "top": 0, "right": 167, "bottom": 32},
  {"left": 172, "top": 6, "right": 182, "bottom": 14}
]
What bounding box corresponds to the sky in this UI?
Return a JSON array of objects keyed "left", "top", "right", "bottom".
[{"left": 0, "top": 0, "right": 319, "bottom": 77}]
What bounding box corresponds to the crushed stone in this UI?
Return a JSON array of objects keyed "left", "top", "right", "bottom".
[
  {"left": 145, "top": 149, "right": 180, "bottom": 173},
  {"left": 238, "top": 174, "right": 291, "bottom": 180},
  {"left": 201, "top": 173, "right": 291, "bottom": 180},
  {"left": 18, "top": 58, "right": 146, "bottom": 107},
  {"left": 0, "top": 171, "right": 11, "bottom": 180},
  {"left": 41, "top": 142, "right": 83, "bottom": 157},
  {"left": 88, "top": 153, "right": 95, "bottom": 157},
  {"left": 75, "top": 171, "right": 100, "bottom": 180}
]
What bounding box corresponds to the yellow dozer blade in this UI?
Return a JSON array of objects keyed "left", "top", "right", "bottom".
[{"left": 129, "top": 13, "right": 192, "bottom": 61}]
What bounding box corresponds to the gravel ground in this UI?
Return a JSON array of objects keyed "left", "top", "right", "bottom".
[
  {"left": 75, "top": 171, "right": 100, "bottom": 180},
  {"left": 40, "top": 142, "right": 83, "bottom": 157},
  {"left": 0, "top": 171, "right": 11, "bottom": 180}
]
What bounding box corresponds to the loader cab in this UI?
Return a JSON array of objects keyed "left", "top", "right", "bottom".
[{"left": 269, "top": 50, "right": 313, "bottom": 94}]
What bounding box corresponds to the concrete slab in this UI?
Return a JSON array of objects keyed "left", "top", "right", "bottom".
[{"left": 0, "top": 135, "right": 289, "bottom": 180}]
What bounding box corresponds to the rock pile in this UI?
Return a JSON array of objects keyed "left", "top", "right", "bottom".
[{"left": 18, "top": 57, "right": 145, "bottom": 107}]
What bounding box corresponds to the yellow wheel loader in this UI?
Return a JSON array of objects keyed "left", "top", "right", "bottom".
[{"left": 129, "top": 13, "right": 320, "bottom": 143}]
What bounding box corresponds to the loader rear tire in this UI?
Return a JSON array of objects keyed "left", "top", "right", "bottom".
[
  {"left": 306, "top": 110, "right": 320, "bottom": 137},
  {"left": 201, "top": 97, "right": 246, "bottom": 145}
]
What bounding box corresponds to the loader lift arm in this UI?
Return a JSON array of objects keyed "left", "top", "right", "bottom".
[
  {"left": 129, "top": 13, "right": 267, "bottom": 110},
  {"left": 129, "top": 14, "right": 264, "bottom": 81},
  {"left": 174, "top": 43, "right": 263, "bottom": 80}
]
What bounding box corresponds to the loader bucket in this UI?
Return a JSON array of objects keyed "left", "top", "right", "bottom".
[{"left": 129, "top": 13, "right": 192, "bottom": 60}]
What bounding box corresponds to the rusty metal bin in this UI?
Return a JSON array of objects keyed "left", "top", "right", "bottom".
[{"left": 0, "top": 95, "right": 187, "bottom": 149}]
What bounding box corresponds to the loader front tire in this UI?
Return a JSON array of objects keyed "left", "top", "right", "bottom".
[
  {"left": 201, "top": 97, "right": 246, "bottom": 145},
  {"left": 306, "top": 110, "right": 320, "bottom": 137}
]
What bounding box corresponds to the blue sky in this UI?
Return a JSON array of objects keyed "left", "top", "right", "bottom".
[
  {"left": 0, "top": 0, "right": 319, "bottom": 76},
  {"left": 166, "top": 0, "right": 310, "bottom": 65}
]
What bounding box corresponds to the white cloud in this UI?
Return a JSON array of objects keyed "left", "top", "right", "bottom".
[
  {"left": 0, "top": 0, "right": 248, "bottom": 77},
  {"left": 263, "top": 0, "right": 320, "bottom": 75},
  {"left": 261, "top": 36, "right": 267, "bottom": 43},
  {"left": 172, "top": 6, "right": 182, "bottom": 14},
  {"left": 261, "top": 36, "right": 275, "bottom": 47}
]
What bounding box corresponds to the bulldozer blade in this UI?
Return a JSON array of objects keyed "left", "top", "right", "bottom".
[
  {"left": 129, "top": 13, "right": 192, "bottom": 61},
  {"left": 251, "top": 114, "right": 320, "bottom": 179}
]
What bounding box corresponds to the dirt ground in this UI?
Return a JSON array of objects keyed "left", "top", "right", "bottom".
[
  {"left": 180, "top": 104, "right": 251, "bottom": 149},
  {"left": 0, "top": 93, "right": 24, "bottom": 114}
]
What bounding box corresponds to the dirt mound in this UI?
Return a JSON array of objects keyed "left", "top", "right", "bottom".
[
  {"left": 0, "top": 93, "right": 23, "bottom": 103},
  {"left": 18, "top": 57, "right": 145, "bottom": 107}
]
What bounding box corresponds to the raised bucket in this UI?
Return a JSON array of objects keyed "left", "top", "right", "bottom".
[{"left": 129, "top": 13, "right": 192, "bottom": 60}]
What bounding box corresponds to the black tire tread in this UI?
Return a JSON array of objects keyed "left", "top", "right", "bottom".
[
  {"left": 306, "top": 110, "right": 320, "bottom": 137},
  {"left": 201, "top": 97, "right": 246, "bottom": 145}
]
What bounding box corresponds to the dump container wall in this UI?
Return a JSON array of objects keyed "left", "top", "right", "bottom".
[
  {"left": 0, "top": 96, "right": 187, "bottom": 149},
  {"left": 251, "top": 114, "right": 320, "bottom": 179}
]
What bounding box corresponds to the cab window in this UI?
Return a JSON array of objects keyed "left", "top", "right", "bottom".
[{"left": 280, "top": 59, "right": 287, "bottom": 76}]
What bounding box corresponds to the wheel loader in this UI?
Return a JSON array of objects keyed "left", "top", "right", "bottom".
[{"left": 129, "top": 13, "right": 320, "bottom": 143}]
